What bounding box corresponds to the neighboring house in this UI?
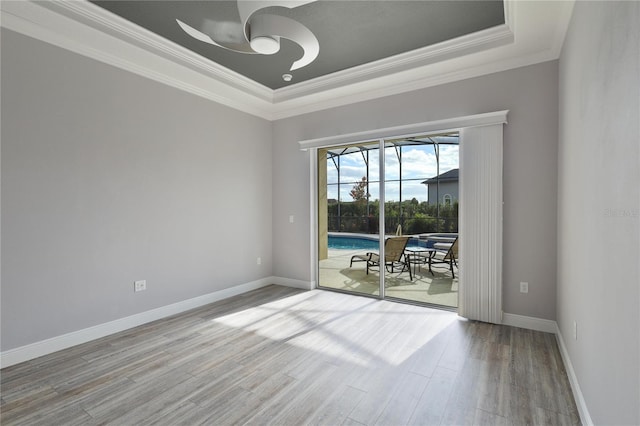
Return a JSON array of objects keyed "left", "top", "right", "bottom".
[{"left": 422, "top": 168, "right": 459, "bottom": 205}]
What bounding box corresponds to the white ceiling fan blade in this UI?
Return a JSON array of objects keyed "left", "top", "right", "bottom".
[
  {"left": 177, "top": 2, "right": 319, "bottom": 70},
  {"left": 237, "top": 0, "right": 317, "bottom": 27},
  {"left": 177, "top": 19, "right": 256, "bottom": 54},
  {"left": 176, "top": 19, "right": 217, "bottom": 45},
  {"left": 287, "top": 23, "right": 319, "bottom": 71},
  {"left": 249, "top": 14, "right": 319, "bottom": 71}
]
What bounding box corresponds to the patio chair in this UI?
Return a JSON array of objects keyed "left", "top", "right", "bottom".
[
  {"left": 428, "top": 237, "right": 459, "bottom": 278},
  {"left": 349, "top": 236, "right": 413, "bottom": 281}
]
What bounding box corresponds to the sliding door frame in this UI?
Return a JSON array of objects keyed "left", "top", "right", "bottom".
[
  {"left": 378, "top": 139, "right": 386, "bottom": 299},
  {"left": 303, "top": 111, "right": 508, "bottom": 321},
  {"left": 313, "top": 139, "right": 387, "bottom": 298}
]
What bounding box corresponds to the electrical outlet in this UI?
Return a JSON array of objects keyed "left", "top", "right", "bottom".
[
  {"left": 257, "top": 257, "right": 262, "bottom": 265},
  {"left": 289, "top": 215, "right": 295, "bottom": 223},
  {"left": 573, "top": 321, "right": 578, "bottom": 340},
  {"left": 519, "top": 281, "right": 529, "bottom": 293},
  {"left": 134, "top": 280, "right": 147, "bottom": 292}
]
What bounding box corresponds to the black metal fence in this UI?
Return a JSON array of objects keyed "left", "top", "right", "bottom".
[{"left": 328, "top": 215, "right": 458, "bottom": 234}]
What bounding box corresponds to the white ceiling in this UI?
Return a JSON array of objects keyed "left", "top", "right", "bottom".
[{"left": 1, "top": 0, "right": 575, "bottom": 120}]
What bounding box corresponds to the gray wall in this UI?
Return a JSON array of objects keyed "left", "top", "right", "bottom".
[
  {"left": 273, "top": 60, "right": 559, "bottom": 320},
  {"left": 1, "top": 30, "right": 273, "bottom": 351},
  {"left": 557, "top": 2, "right": 639, "bottom": 425}
]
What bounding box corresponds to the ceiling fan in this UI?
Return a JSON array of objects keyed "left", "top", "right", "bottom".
[{"left": 176, "top": 0, "right": 319, "bottom": 78}]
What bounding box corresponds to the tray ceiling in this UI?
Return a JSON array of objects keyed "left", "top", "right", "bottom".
[
  {"left": 91, "top": 1, "right": 505, "bottom": 90},
  {"left": 0, "top": 0, "right": 575, "bottom": 119}
]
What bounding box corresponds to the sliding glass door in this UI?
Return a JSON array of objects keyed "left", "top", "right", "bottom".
[
  {"left": 317, "top": 135, "right": 459, "bottom": 309},
  {"left": 317, "top": 141, "right": 382, "bottom": 297},
  {"left": 382, "top": 137, "right": 459, "bottom": 308}
]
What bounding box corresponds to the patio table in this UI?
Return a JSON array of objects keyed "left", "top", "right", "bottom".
[{"left": 404, "top": 247, "right": 436, "bottom": 277}]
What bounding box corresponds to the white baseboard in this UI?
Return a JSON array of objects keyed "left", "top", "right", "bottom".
[
  {"left": 502, "top": 313, "right": 593, "bottom": 425},
  {"left": 502, "top": 312, "right": 557, "bottom": 333},
  {"left": 0, "top": 277, "right": 281, "bottom": 368},
  {"left": 271, "top": 276, "right": 315, "bottom": 290},
  {"left": 0, "top": 280, "right": 594, "bottom": 426},
  {"left": 555, "top": 326, "right": 594, "bottom": 426}
]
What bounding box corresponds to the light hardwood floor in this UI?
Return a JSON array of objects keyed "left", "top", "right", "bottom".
[{"left": 0, "top": 285, "right": 579, "bottom": 425}]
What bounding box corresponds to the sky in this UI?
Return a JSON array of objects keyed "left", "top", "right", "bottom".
[{"left": 326, "top": 142, "right": 459, "bottom": 203}]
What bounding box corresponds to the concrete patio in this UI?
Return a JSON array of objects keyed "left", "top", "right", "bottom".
[{"left": 318, "top": 248, "right": 458, "bottom": 308}]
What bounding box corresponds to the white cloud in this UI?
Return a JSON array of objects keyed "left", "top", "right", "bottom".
[{"left": 326, "top": 143, "right": 459, "bottom": 202}]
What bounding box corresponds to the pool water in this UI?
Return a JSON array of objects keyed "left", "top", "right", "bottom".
[
  {"left": 328, "top": 236, "right": 379, "bottom": 250},
  {"left": 328, "top": 235, "right": 428, "bottom": 250}
]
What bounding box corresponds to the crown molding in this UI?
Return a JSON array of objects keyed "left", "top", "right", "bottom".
[
  {"left": 0, "top": 0, "right": 277, "bottom": 119},
  {"left": 27, "top": 0, "right": 515, "bottom": 105},
  {"left": 39, "top": 0, "right": 275, "bottom": 102},
  {"left": 1, "top": 0, "right": 574, "bottom": 121},
  {"left": 273, "top": 22, "right": 514, "bottom": 103},
  {"left": 271, "top": 0, "right": 573, "bottom": 119},
  {"left": 271, "top": 45, "right": 560, "bottom": 120}
]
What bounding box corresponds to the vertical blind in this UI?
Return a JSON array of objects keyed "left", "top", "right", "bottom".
[{"left": 458, "top": 124, "right": 504, "bottom": 323}]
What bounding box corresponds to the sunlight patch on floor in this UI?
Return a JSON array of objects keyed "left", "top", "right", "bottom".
[{"left": 211, "top": 289, "right": 459, "bottom": 368}]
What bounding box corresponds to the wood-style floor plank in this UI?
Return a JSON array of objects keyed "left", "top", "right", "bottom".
[
  {"left": 0, "top": 285, "right": 580, "bottom": 425},
  {"left": 407, "top": 367, "right": 458, "bottom": 425}
]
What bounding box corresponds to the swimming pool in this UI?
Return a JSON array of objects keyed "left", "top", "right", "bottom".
[
  {"left": 328, "top": 235, "right": 379, "bottom": 250},
  {"left": 328, "top": 234, "right": 429, "bottom": 250}
]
